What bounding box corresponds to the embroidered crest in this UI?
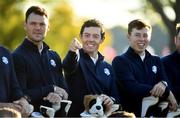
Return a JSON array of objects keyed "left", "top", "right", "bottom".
[
  {"left": 2, "top": 56, "right": 8, "bottom": 64},
  {"left": 152, "top": 65, "right": 157, "bottom": 74},
  {"left": 50, "top": 59, "right": 56, "bottom": 67},
  {"left": 104, "top": 68, "right": 110, "bottom": 76}
]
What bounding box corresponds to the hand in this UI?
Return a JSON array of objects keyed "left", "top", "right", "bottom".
[
  {"left": 13, "top": 97, "right": 33, "bottom": 116},
  {"left": 69, "top": 38, "right": 82, "bottom": 52},
  {"left": 43, "top": 92, "right": 62, "bottom": 104},
  {"left": 167, "top": 91, "right": 178, "bottom": 111},
  {"left": 54, "top": 86, "right": 68, "bottom": 100},
  {"left": 150, "top": 81, "right": 166, "bottom": 97},
  {"left": 100, "top": 94, "right": 114, "bottom": 106}
]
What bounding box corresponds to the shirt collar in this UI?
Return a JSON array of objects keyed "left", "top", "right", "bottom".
[{"left": 22, "top": 38, "right": 49, "bottom": 54}]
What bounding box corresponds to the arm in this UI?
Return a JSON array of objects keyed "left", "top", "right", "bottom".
[
  {"left": 112, "top": 56, "right": 153, "bottom": 97},
  {"left": 8, "top": 51, "right": 24, "bottom": 101},
  {"left": 63, "top": 38, "right": 82, "bottom": 74},
  {"left": 12, "top": 53, "right": 54, "bottom": 102}
]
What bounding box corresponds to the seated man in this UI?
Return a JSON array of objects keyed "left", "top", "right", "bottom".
[
  {"left": 112, "top": 19, "right": 178, "bottom": 116},
  {"left": 63, "top": 19, "right": 120, "bottom": 116},
  {"left": 12, "top": 6, "right": 68, "bottom": 116},
  {"left": 0, "top": 46, "right": 32, "bottom": 116}
]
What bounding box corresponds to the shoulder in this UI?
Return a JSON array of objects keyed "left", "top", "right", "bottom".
[
  {"left": 48, "top": 49, "right": 61, "bottom": 60},
  {"left": 0, "top": 46, "right": 10, "bottom": 54},
  {"left": 112, "top": 54, "right": 128, "bottom": 64},
  {"left": 0, "top": 46, "right": 11, "bottom": 59}
]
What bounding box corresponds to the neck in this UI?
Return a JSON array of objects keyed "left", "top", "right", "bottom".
[
  {"left": 88, "top": 52, "right": 98, "bottom": 58},
  {"left": 26, "top": 37, "right": 43, "bottom": 51}
]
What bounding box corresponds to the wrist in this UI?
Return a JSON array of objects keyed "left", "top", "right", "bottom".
[
  {"left": 161, "top": 81, "right": 168, "bottom": 87},
  {"left": 22, "top": 95, "right": 31, "bottom": 102}
]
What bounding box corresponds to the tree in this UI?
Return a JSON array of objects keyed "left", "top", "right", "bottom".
[
  {"left": 0, "top": 0, "right": 25, "bottom": 50},
  {"left": 147, "top": 0, "right": 180, "bottom": 51}
]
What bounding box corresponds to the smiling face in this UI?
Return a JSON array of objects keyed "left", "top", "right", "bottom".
[
  {"left": 24, "top": 13, "right": 49, "bottom": 44},
  {"left": 81, "top": 27, "right": 103, "bottom": 57},
  {"left": 128, "top": 27, "right": 151, "bottom": 54}
]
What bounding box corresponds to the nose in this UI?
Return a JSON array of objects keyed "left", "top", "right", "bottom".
[
  {"left": 96, "top": 106, "right": 101, "bottom": 110},
  {"left": 34, "top": 24, "right": 41, "bottom": 30}
]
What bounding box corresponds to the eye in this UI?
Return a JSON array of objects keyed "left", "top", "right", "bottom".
[
  {"left": 92, "top": 34, "right": 100, "bottom": 39},
  {"left": 30, "top": 22, "right": 36, "bottom": 26},
  {"left": 143, "top": 33, "right": 148, "bottom": 38},
  {"left": 89, "top": 99, "right": 96, "bottom": 108},
  {"left": 83, "top": 33, "right": 90, "bottom": 38},
  {"left": 40, "top": 23, "right": 45, "bottom": 26}
]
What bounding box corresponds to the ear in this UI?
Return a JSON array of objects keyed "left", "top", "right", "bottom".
[
  {"left": 174, "top": 36, "right": 177, "bottom": 44},
  {"left": 47, "top": 24, "right": 50, "bottom": 31},
  {"left": 127, "top": 34, "right": 130, "bottom": 41},
  {"left": 24, "top": 22, "right": 27, "bottom": 31},
  {"left": 84, "top": 95, "right": 94, "bottom": 111}
]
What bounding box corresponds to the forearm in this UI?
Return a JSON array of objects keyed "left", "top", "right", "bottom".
[
  {"left": 26, "top": 85, "right": 54, "bottom": 102},
  {"left": 63, "top": 51, "right": 79, "bottom": 74}
]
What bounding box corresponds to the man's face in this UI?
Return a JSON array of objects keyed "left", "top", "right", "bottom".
[
  {"left": 175, "top": 31, "right": 180, "bottom": 51},
  {"left": 24, "top": 13, "right": 49, "bottom": 43},
  {"left": 127, "top": 27, "right": 151, "bottom": 54},
  {"left": 81, "top": 27, "right": 103, "bottom": 56}
]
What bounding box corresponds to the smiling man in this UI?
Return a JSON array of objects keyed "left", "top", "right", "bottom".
[
  {"left": 63, "top": 19, "right": 120, "bottom": 116},
  {"left": 112, "top": 19, "right": 178, "bottom": 117},
  {"left": 12, "top": 6, "right": 68, "bottom": 116}
]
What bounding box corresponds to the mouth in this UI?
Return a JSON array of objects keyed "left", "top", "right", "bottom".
[{"left": 137, "top": 43, "right": 145, "bottom": 48}]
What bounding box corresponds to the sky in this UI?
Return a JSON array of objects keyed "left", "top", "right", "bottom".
[{"left": 69, "top": 0, "right": 144, "bottom": 28}]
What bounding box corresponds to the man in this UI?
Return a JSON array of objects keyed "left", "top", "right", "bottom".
[
  {"left": 12, "top": 6, "right": 68, "bottom": 115},
  {"left": 63, "top": 19, "right": 120, "bottom": 116},
  {"left": 0, "top": 46, "right": 31, "bottom": 116},
  {"left": 112, "top": 19, "right": 178, "bottom": 116},
  {"left": 162, "top": 23, "right": 180, "bottom": 104}
]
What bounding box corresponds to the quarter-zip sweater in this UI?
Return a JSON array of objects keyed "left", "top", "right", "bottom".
[
  {"left": 112, "top": 47, "right": 169, "bottom": 116},
  {"left": 63, "top": 49, "right": 120, "bottom": 116},
  {"left": 12, "top": 39, "right": 67, "bottom": 111},
  {"left": 162, "top": 50, "right": 180, "bottom": 103},
  {"left": 0, "top": 46, "right": 23, "bottom": 102}
]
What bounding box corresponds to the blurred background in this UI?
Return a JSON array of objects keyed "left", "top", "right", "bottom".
[{"left": 0, "top": 0, "right": 179, "bottom": 63}]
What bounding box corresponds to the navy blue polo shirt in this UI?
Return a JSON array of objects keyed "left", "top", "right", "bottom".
[
  {"left": 0, "top": 46, "right": 23, "bottom": 102},
  {"left": 162, "top": 50, "right": 180, "bottom": 103},
  {"left": 12, "top": 39, "right": 67, "bottom": 111},
  {"left": 112, "top": 47, "right": 169, "bottom": 116},
  {"left": 63, "top": 49, "right": 120, "bottom": 116}
]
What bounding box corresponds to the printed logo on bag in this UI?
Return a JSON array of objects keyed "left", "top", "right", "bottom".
[
  {"left": 50, "top": 59, "right": 56, "bottom": 67},
  {"left": 104, "top": 68, "right": 110, "bottom": 76},
  {"left": 2, "top": 56, "right": 8, "bottom": 64},
  {"left": 152, "top": 65, "right": 157, "bottom": 74}
]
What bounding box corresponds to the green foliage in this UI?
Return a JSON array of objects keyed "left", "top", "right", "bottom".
[
  {"left": 0, "top": 0, "right": 25, "bottom": 50},
  {"left": 0, "top": 0, "right": 112, "bottom": 60}
]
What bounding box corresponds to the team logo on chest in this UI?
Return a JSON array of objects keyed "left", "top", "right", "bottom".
[
  {"left": 50, "top": 59, "right": 56, "bottom": 67},
  {"left": 104, "top": 68, "right": 110, "bottom": 76},
  {"left": 2, "top": 56, "right": 8, "bottom": 64},
  {"left": 152, "top": 65, "right": 157, "bottom": 74}
]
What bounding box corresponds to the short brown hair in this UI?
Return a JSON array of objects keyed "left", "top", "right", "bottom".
[
  {"left": 80, "top": 19, "right": 105, "bottom": 40},
  {"left": 128, "top": 19, "right": 151, "bottom": 35},
  {"left": 176, "top": 23, "right": 180, "bottom": 36},
  {"left": 25, "top": 6, "right": 48, "bottom": 22}
]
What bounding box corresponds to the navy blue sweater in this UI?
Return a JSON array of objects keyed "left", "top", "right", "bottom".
[
  {"left": 162, "top": 50, "right": 180, "bottom": 103},
  {"left": 112, "top": 47, "right": 169, "bottom": 116},
  {"left": 63, "top": 49, "right": 120, "bottom": 116},
  {"left": 0, "top": 46, "right": 23, "bottom": 102},
  {"left": 12, "top": 39, "right": 67, "bottom": 111}
]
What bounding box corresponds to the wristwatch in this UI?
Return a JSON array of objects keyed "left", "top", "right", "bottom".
[{"left": 161, "top": 81, "right": 168, "bottom": 87}]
